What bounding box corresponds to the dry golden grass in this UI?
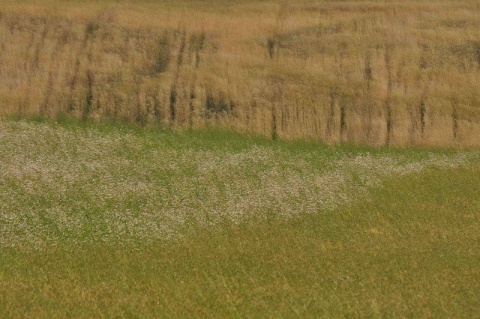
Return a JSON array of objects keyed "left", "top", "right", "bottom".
[{"left": 1, "top": 0, "right": 480, "bottom": 146}]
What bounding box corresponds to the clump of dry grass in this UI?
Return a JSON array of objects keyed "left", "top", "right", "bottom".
[{"left": 1, "top": 0, "right": 480, "bottom": 147}]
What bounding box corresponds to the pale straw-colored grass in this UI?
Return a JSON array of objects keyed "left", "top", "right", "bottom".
[{"left": 0, "top": 0, "right": 480, "bottom": 146}]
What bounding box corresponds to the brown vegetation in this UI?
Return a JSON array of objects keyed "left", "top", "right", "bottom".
[{"left": 1, "top": 0, "right": 480, "bottom": 147}]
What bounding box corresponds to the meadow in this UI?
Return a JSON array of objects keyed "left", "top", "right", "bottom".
[
  {"left": 1, "top": 0, "right": 480, "bottom": 317},
  {"left": 1, "top": 0, "right": 480, "bottom": 146},
  {"left": 0, "top": 118, "right": 479, "bottom": 317}
]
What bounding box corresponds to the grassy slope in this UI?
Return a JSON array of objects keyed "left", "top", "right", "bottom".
[{"left": 0, "top": 119, "right": 479, "bottom": 318}]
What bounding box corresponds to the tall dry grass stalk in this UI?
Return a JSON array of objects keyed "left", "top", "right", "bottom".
[{"left": 1, "top": 0, "right": 480, "bottom": 147}]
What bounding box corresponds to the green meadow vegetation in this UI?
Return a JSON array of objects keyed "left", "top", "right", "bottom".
[
  {"left": 1, "top": 119, "right": 479, "bottom": 317},
  {"left": 1, "top": 0, "right": 480, "bottom": 317}
]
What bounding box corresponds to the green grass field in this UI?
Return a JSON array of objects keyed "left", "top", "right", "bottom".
[{"left": 1, "top": 118, "right": 479, "bottom": 317}]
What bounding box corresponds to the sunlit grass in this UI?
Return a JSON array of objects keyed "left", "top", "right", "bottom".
[
  {"left": 1, "top": 0, "right": 480, "bottom": 146},
  {"left": 0, "top": 119, "right": 479, "bottom": 317}
]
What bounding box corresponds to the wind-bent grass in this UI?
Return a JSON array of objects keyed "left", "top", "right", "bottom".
[{"left": 0, "top": 119, "right": 479, "bottom": 317}]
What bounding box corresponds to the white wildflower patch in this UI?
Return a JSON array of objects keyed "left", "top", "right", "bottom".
[{"left": 0, "top": 120, "right": 478, "bottom": 249}]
